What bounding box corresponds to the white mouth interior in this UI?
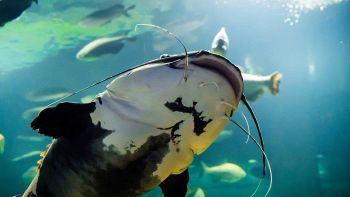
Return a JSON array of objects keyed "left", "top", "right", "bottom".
[{"left": 188, "top": 52, "right": 243, "bottom": 103}]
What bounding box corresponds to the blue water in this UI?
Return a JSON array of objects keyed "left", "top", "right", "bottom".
[{"left": 0, "top": 0, "right": 349, "bottom": 196}]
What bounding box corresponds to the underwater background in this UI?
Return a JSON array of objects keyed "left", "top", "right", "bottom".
[{"left": 0, "top": 0, "right": 349, "bottom": 196}]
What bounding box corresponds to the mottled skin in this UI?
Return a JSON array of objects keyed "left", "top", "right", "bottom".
[
  {"left": 26, "top": 102, "right": 170, "bottom": 197},
  {"left": 23, "top": 51, "right": 243, "bottom": 197}
]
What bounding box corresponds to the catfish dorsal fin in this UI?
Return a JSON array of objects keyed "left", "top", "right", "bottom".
[{"left": 31, "top": 102, "right": 96, "bottom": 139}]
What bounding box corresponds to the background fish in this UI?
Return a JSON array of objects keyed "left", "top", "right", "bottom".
[
  {"left": 209, "top": 27, "right": 283, "bottom": 102},
  {"left": 194, "top": 187, "right": 206, "bottom": 197},
  {"left": 243, "top": 72, "right": 283, "bottom": 102},
  {"left": 21, "top": 166, "right": 37, "bottom": 185},
  {"left": 76, "top": 35, "right": 136, "bottom": 61},
  {"left": 25, "top": 88, "right": 70, "bottom": 103},
  {"left": 211, "top": 27, "right": 229, "bottom": 57},
  {"left": 52, "top": 1, "right": 118, "bottom": 12},
  {"left": 21, "top": 106, "right": 46, "bottom": 121},
  {"left": 0, "top": 133, "right": 4, "bottom": 154},
  {"left": 80, "top": 4, "right": 136, "bottom": 26},
  {"left": 80, "top": 95, "right": 96, "bottom": 103},
  {"left": 11, "top": 151, "right": 41, "bottom": 162},
  {"left": 16, "top": 135, "right": 45, "bottom": 142},
  {"left": 200, "top": 162, "right": 247, "bottom": 183},
  {"left": 213, "top": 129, "right": 233, "bottom": 143}
]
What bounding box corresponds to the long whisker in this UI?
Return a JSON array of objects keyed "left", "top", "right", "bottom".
[
  {"left": 220, "top": 101, "right": 251, "bottom": 143},
  {"left": 219, "top": 105, "right": 251, "bottom": 143},
  {"left": 241, "top": 112, "right": 251, "bottom": 144},
  {"left": 45, "top": 24, "right": 189, "bottom": 109},
  {"left": 251, "top": 177, "right": 264, "bottom": 197},
  {"left": 45, "top": 71, "right": 129, "bottom": 108},
  {"left": 199, "top": 82, "right": 219, "bottom": 91},
  {"left": 135, "top": 24, "right": 189, "bottom": 81},
  {"left": 219, "top": 101, "right": 237, "bottom": 111},
  {"left": 222, "top": 116, "right": 273, "bottom": 197},
  {"left": 220, "top": 101, "right": 250, "bottom": 144},
  {"left": 241, "top": 95, "right": 266, "bottom": 177}
]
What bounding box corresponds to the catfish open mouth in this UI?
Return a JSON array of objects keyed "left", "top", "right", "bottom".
[
  {"left": 189, "top": 51, "right": 244, "bottom": 102},
  {"left": 151, "top": 50, "right": 244, "bottom": 103}
]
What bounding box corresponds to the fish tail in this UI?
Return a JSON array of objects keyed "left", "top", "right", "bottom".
[
  {"left": 124, "top": 5, "right": 136, "bottom": 16},
  {"left": 269, "top": 72, "right": 282, "bottom": 95},
  {"left": 199, "top": 162, "right": 209, "bottom": 179},
  {"left": 126, "top": 4, "right": 136, "bottom": 11},
  {"left": 127, "top": 36, "right": 137, "bottom": 42}
]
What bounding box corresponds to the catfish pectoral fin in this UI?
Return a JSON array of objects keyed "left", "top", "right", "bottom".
[
  {"left": 31, "top": 102, "right": 96, "bottom": 139},
  {"left": 159, "top": 169, "right": 189, "bottom": 197}
]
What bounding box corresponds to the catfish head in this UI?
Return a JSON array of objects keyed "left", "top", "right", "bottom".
[{"left": 102, "top": 50, "right": 243, "bottom": 156}]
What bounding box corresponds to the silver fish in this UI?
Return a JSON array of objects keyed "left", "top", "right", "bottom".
[
  {"left": 200, "top": 162, "right": 247, "bottom": 183},
  {"left": 21, "top": 106, "right": 46, "bottom": 121},
  {"left": 209, "top": 28, "right": 282, "bottom": 102},
  {"left": 243, "top": 72, "right": 282, "bottom": 101},
  {"left": 0, "top": 133, "right": 4, "bottom": 154},
  {"left": 25, "top": 88, "right": 70, "bottom": 103},
  {"left": 211, "top": 27, "right": 229, "bottom": 57},
  {"left": 12, "top": 151, "right": 41, "bottom": 162},
  {"left": 17, "top": 135, "right": 45, "bottom": 142},
  {"left": 22, "top": 166, "right": 37, "bottom": 184},
  {"left": 76, "top": 35, "right": 136, "bottom": 61},
  {"left": 194, "top": 187, "right": 206, "bottom": 197}
]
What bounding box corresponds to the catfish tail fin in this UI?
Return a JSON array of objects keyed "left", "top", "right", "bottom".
[{"left": 269, "top": 72, "right": 282, "bottom": 95}]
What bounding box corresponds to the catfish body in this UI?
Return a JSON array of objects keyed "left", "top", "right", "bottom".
[{"left": 23, "top": 51, "right": 243, "bottom": 197}]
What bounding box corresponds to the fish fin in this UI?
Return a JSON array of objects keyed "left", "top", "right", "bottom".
[
  {"left": 31, "top": 102, "right": 96, "bottom": 139},
  {"left": 159, "top": 169, "right": 189, "bottom": 197},
  {"left": 245, "top": 90, "right": 263, "bottom": 102},
  {"left": 37, "top": 158, "right": 44, "bottom": 170},
  {"left": 201, "top": 161, "right": 209, "bottom": 173},
  {"left": 125, "top": 5, "right": 136, "bottom": 13},
  {"left": 37, "top": 143, "right": 52, "bottom": 170},
  {"left": 39, "top": 151, "right": 46, "bottom": 157},
  {"left": 123, "top": 5, "right": 135, "bottom": 17},
  {"left": 198, "top": 162, "right": 209, "bottom": 179},
  {"left": 126, "top": 36, "right": 137, "bottom": 42},
  {"left": 269, "top": 72, "right": 282, "bottom": 95},
  {"left": 102, "top": 19, "right": 112, "bottom": 25},
  {"left": 126, "top": 5, "right": 136, "bottom": 11}
]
